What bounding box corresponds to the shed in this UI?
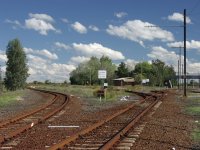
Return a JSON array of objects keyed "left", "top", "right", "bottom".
[{"left": 113, "top": 77, "right": 135, "bottom": 86}]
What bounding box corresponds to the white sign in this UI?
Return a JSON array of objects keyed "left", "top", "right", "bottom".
[
  {"left": 142, "top": 79, "right": 150, "bottom": 84},
  {"left": 142, "top": 79, "right": 146, "bottom": 84},
  {"left": 98, "top": 70, "right": 107, "bottom": 79},
  {"left": 104, "top": 83, "right": 108, "bottom": 87}
]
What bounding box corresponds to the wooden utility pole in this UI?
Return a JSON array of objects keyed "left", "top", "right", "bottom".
[
  {"left": 171, "top": 46, "right": 183, "bottom": 90},
  {"left": 184, "top": 9, "right": 187, "bottom": 97},
  {"left": 0, "top": 65, "right": 2, "bottom": 92},
  {"left": 178, "top": 60, "right": 180, "bottom": 89}
]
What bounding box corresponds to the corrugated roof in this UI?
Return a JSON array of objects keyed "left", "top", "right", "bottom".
[{"left": 113, "top": 77, "right": 134, "bottom": 82}]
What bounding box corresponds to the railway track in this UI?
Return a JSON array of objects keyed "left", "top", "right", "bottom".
[
  {"left": 49, "top": 91, "right": 165, "bottom": 150},
  {"left": 0, "top": 88, "right": 70, "bottom": 146}
]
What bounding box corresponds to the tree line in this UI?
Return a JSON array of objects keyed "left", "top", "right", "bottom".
[
  {"left": 70, "top": 57, "right": 176, "bottom": 86},
  {"left": 0, "top": 38, "right": 176, "bottom": 91}
]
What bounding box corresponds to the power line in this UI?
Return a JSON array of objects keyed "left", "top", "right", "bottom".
[
  {"left": 145, "top": 25, "right": 183, "bottom": 28},
  {"left": 145, "top": 9, "right": 187, "bottom": 97}
]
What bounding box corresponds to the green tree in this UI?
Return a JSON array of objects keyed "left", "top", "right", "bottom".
[
  {"left": 133, "top": 62, "right": 152, "bottom": 84},
  {"left": 134, "top": 73, "right": 145, "bottom": 84},
  {"left": 45, "top": 80, "right": 51, "bottom": 84},
  {"left": 134, "top": 62, "right": 152, "bottom": 78},
  {"left": 151, "top": 59, "right": 176, "bottom": 86},
  {"left": 86, "top": 57, "right": 100, "bottom": 85},
  {"left": 70, "top": 56, "right": 116, "bottom": 85},
  {"left": 4, "top": 39, "right": 29, "bottom": 91},
  {"left": 116, "top": 62, "right": 129, "bottom": 78},
  {"left": 100, "top": 56, "right": 116, "bottom": 84},
  {"left": 132, "top": 59, "right": 176, "bottom": 86}
]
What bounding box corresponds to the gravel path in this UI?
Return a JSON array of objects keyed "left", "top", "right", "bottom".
[
  {"left": 6, "top": 90, "right": 137, "bottom": 149},
  {"left": 0, "top": 89, "right": 196, "bottom": 150},
  {"left": 132, "top": 90, "right": 195, "bottom": 150}
]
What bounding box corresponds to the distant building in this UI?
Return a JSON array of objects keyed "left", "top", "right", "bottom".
[{"left": 113, "top": 77, "right": 135, "bottom": 86}]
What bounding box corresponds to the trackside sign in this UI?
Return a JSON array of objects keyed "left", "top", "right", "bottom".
[{"left": 98, "top": 70, "right": 107, "bottom": 79}]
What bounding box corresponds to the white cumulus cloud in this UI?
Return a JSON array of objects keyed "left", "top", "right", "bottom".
[
  {"left": 147, "top": 46, "right": 200, "bottom": 74},
  {"left": 5, "top": 19, "right": 21, "bottom": 26},
  {"left": 39, "top": 49, "right": 58, "bottom": 60},
  {"left": 72, "top": 43, "right": 125, "bottom": 60},
  {"left": 71, "top": 22, "right": 87, "bottom": 34},
  {"left": 27, "top": 54, "right": 76, "bottom": 82},
  {"left": 54, "top": 42, "right": 71, "bottom": 50},
  {"left": 70, "top": 56, "right": 90, "bottom": 64},
  {"left": 124, "top": 59, "right": 138, "bottom": 71},
  {"left": 0, "top": 51, "right": 7, "bottom": 62},
  {"left": 147, "top": 46, "right": 179, "bottom": 66},
  {"left": 114, "top": 12, "right": 127, "bottom": 18},
  {"left": 29, "top": 13, "right": 54, "bottom": 22},
  {"left": 106, "top": 20, "right": 174, "bottom": 46},
  {"left": 24, "top": 47, "right": 58, "bottom": 60},
  {"left": 168, "top": 12, "right": 191, "bottom": 24},
  {"left": 0, "top": 55, "right": 7, "bottom": 62},
  {"left": 187, "top": 62, "right": 200, "bottom": 74},
  {"left": 25, "top": 13, "right": 60, "bottom": 35},
  {"left": 89, "top": 25, "right": 99, "bottom": 31},
  {"left": 167, "top": 40, "right": 200, "bottom": 50},
  {"left": 61, "top": 18, "right": 69, "bottom": 23},
  {"left": 5, "top": 19, "right": 23, "bottom": 30}
]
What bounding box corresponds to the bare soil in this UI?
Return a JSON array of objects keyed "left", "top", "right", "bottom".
[
  {"left": 132, "top": 90, "right": 196, "bottom": 150},
  {"left": 0, "top": 89, "right": 53, "bottom": 121},
  {"left": 0, "top": 89, "right": 197, "bottom": 150},
  {"left": 9, "top": 90, "right": 137, "bottom": 150}
]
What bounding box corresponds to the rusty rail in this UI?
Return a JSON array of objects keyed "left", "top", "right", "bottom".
[
  {"left": 0, "top": 93, "right": 57, "bottom": 128},
  {"left": 0, "top": 89, "right": 70, "bottom": 145},
  {"left": 49, "top": 91, "right": 164, "bottom": 150},
  {"left": 49, "top": 94, "right": 149, "bottom": 150},
  {"left": 99, "top": 96, "right": 159, "bottom": 149}
]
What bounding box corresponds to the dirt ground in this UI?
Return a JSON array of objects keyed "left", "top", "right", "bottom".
[
  {"left": 0, "top": 89, "right": 198, "bottom": 149},
  {"left": 132, "top": 90, "right": 198, "bottom": 150},
  {"left": 6, "top": 90, "right": 138, "bottom": 150},
  {"left": 0, "top": 89, "right": 54, "bottom": 121}
]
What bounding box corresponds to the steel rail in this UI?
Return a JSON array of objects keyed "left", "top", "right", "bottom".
[
  {"left": 99, "top": 95, "right": 159, "bottom": 149},
  {"left": 49, "top": 93, "right": 151, "bottom": 150},
  {"left": 49, "top": 91, "right": 164, "bottom": 150},
  {"left": 0, "top": 89, "right": 70, "bottom": 145},
  {"left": 0, "top": 92, "right": 57, "bottom": 128}
]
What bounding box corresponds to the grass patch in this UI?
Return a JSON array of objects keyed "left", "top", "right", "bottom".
[
  {"left": 186, "top": 107, "right": 200, "bottom": 115},
  {"left": 0, "top": 90, "right": 24, "bottom": 107},
  {"left": 192, "top": 129, "right": 200, "bottom": 142},
  {"left": 185, "top": 91, "right": 200, "bottom": 145},
  {"left": 33, "top": 84, "right": 165, "bottom": 101},
  {"left": 125, "top": 85, "right": 165, "bottom": 93},
  {"left": 33, "top": 84, "right": 138, "bottom": 101},
  {"left": 36, "top": 84, "right": 98, "bottom": 98}
]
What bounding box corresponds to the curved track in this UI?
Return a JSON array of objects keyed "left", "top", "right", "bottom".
[
  {"left": 49, "top": 91, "right": 165, "bottom": 150},
  {"left": 0, "top": 89, "right": 70, "bottom": 145}
]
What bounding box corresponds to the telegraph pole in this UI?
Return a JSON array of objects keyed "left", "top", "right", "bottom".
[
  {"left": 184, "top": 9, "right": 187, "bottom": 97},
  {"left": 0, "top": 65, "right": 2, "bottom": 92},
  {"left": 146, "top": 9, "right": 187, "bottom": 96},
  {"left": 178, "top": 60, "right": 180, "bottom": 89},
  {"left": 171, "top": 46, "right": 183, "bottom": 90}
]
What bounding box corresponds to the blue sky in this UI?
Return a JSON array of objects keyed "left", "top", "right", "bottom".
[{"left": 1, "top": 0, "right": 200, "bottom": 82}]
